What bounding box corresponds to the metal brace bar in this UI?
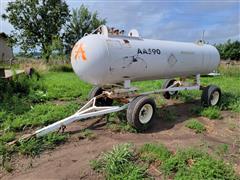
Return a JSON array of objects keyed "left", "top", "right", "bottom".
[
  {"left": 35, "top": 97, "right": 128, "bottom": 137},
  {"left": 141, "top": 85, "right": 200, "bottom": 96}
]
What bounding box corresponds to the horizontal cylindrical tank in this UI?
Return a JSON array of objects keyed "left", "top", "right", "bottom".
[{"left": 71, "top": 28, "right": 220, "bottom": 85}]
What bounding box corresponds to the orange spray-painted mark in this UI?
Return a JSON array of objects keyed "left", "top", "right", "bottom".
[{"left": 71, "top": 43, "right": 87, "bottom": 61}]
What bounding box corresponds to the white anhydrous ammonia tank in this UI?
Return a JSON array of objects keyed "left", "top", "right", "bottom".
[{"left": 71, "top": 26, "right": 220, "bottom": 85}]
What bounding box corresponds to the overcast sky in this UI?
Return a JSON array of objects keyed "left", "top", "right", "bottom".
[{"left": 0, "top": 0, "right": 239, "bottom": 52}]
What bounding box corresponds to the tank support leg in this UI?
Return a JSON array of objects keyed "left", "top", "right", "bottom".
[{"left": 124, "top": 79, "right": 131, "bottom": 89}]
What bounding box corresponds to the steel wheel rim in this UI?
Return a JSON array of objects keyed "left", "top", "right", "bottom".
[
  {"left": 210, "top": 91, "right": 220, "bottom": 106},
  {"left": 139, "top": 104, "right": 153, "bottom": 124},
  {"left": 169, "top": 90, "right": 176, "bottom": 95}
]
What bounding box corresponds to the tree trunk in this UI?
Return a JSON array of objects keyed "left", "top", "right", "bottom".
[{"left": 42, "top": 44, "right": 51, "bottom": 63}]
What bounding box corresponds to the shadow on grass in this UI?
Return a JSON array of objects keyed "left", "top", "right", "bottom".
[{"left": 146, "top": 100, "right": 202, "bottom": 133}]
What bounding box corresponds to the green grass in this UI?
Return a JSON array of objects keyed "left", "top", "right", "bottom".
[
  {"left": 49, "top": 64, "right": 73, "bottom": 72},
  {"left": 0, "top": 70, "right": 88, "bottom": 171},
  {"left": 42, "top": 72, "right": 91, "bottom": 100},
  {"left": 91, "top": 143, "right": 238, "bottom": 180},
  {"left": 17, "top": 133, "right": 67, "bottom": 157},
  {"left": 1, "top": 64, "right": 240, "bottom": 175},
  {"left": 0, "top": 131, "right": 16, "bottom": 143},
  {"left": 163, "top": 148, "right": 237, "bottom": 180},
  {"left": 2, "top": 102, "right": 79, "bottom": 131},
  {"left": 200, "top": 107, "right": 221, "bottom": 119},
  {"left": 106, "top": 113, "right": 137, "bottom": 133},
  {"left": 185, "top": 119, "right": 206, "bottom": 133},
  {"left": 190, "top": 106, "right": 221, "bottom": 119},
  {"left": 90, "top": 143, "right": 148, "bottom": 180},
  {"left": 215, "top": 143, "right": 229, "bottom": 156},
  {"left": 0, "top": 132, "right": 67, "bottom": 171},
  {"left": 139, "top": 143, "right": 171, "bottom": 163}
]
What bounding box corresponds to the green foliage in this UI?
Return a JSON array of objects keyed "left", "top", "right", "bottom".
[
  {"left": 92, "top": 144, "right": 238, "bottom": 180},
  {"left": 42, "top": 132, "right": 67, "bottom": 149},
  {"left": 0, "top": 73, "right": 46, "bottom": 114},
  {"left": 185, "top": 119, "right": 206, "bottom": 133},
  {"left": 139, "top": 143, "right": 171, "bottom": 163},
  {"left": 49, "top": 35, "right": 66, "bottom": 61},
  {"left": 0, "top": 73, "right": 44, "bottom": 100},
  {"left": 0, "top": 132, "right": 67, "bottom": 170},
  {"left": 161, "top": 148, "right": 237, "bottom": 179},
  {"left": 3, "top": 102, "right": 79, "bottom": 131},
  {"left": 178, "top": 90, "right": 200, "bottom": 103},
  {"left": 215, "top": 144, "right": 229, "bottom": 156},
  {"left": 29, "top": 90, "right": 48, "bottom": 103},
  {"left": 221, "top": 93, "right": 240, "bottom": 113},
  {"left": 17, "top": 133, "right": 67, "bottom": 157},
  {"left": 2, "top": 0, "right": 70, "bottom": 61},
  {"left": 200, "top": 107, "right": 221, "bottom": 119},
  {"left": 90, "top": 143, "right": 148, "bottom": 180},
  {"left": 219, "top": 65, "right": 240, "bottom": 77},
  {"left": 42, "top": 72, "right": 91, "bottom": 100},
  {"left": 18, "top": 138, "right": 44, "bottom": 157},
  {"left": 0, "top": 143, "right": 14, "bottom": 172},
  {"left": 64, "top": 5, "right": 106, "bottom": 54},
  {"left": 49, "top": 64, "right": 73, "bottom": 72},
  {"left": 190, "top": 106, "right": 221, "bottom": 119},
  {"left": 0, "top": 131, "right": 16, "bottom": 143},
  {"left": 215, "top": 40, "right": 240, "bottom": 60},
  {"left": 106, "top": 113, "right": 137, "bottom": 133}
]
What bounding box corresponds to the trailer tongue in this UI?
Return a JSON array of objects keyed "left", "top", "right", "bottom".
[{"left": 35, "top": 97, "right": 128, "bottom": 137}]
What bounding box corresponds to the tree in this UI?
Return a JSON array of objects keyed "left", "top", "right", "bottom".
[
  {"left": 215, "top": 39, "right": 240, "bottom": 61},
  {"left": 64, "top": 5, "right": 106, "bottom": 54},
  {"left": 2, "top": 0, "right": 70, "bottom": 62}
]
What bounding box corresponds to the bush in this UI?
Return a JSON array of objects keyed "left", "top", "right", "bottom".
[
  {"left": 220, "top": 92, "right": 240, "bottom": 112},
  {"left": 49, "top": 64, "right": 73, "bottom": 72},
  {"left": 0, "top": 73, "right": 46, "bottom": 113},
  {"left": 215, "top": 40, "right": 240, "bottom": 60}
]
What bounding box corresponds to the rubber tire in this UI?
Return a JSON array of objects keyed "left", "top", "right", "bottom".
[
  {"left": 162, "top": 79, "right": 178, "bottom": 99},
  {"left": 201, "top": 85, "right": 221, "bottom": 107},
  {"left": 88, "top": 86, "right": 113, "bottom": 106},
  {"left": 127, "top": 96, "right": 156, "bottom": 131}
]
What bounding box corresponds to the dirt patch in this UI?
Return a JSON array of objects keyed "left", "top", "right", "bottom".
[{"left": 1, "top": 101, "right": 240, "bottom": 180}]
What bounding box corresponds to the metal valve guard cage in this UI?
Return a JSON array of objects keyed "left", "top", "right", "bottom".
[{"left": 34, "top": 75, "right": 201, "bottom": 137}]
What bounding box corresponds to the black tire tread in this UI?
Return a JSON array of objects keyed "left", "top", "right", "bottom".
[
  {"left": 201, "top": 85, "right": 221, "bottom": 107},
  {"left": 127, "top": 96, "right": 156, "bottom": 131},
  {"left": 162, "top": 79, "right": 178, "bottom": 99},
  {"left": 88, "top": 86, "right": 113, "bottom": 106}
]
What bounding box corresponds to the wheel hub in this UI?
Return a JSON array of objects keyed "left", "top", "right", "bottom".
[
  {"left": 139, "top": 104, "right": 153, "bottom": 124},
  {"left": 210, "top": 91, "right": 220, "bottom": 106}
]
